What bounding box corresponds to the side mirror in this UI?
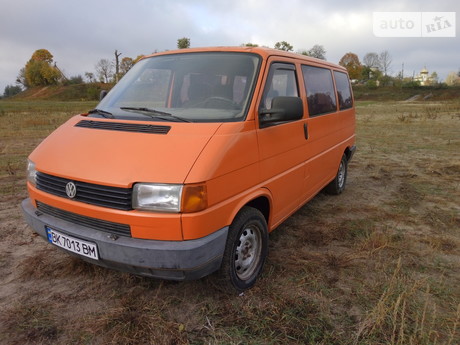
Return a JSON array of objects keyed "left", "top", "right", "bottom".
[
  {"left": 100, "top": 90, "right": 108, "bottom": 101},
  {"left": 259, "top": 96, "right": 303, "bottom": 127}
]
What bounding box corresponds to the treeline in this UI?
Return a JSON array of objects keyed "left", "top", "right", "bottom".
[{"left": 3, "top": 38, "right": 460, "bottom": 99}]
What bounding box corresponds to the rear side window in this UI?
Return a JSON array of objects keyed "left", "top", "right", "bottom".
[
  {"left": 334, "top": 71, "right": 353, "bottom": 110},
  {"left": 302, "top": 65, "right": 337, "bottom": 116}
]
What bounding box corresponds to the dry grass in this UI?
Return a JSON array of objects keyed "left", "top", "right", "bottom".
[{"left": 0, "top": 99, "right": 459, "bottom": 344}]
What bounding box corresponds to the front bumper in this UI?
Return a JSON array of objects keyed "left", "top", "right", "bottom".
[{"left": 21, "top": 198, "right": 228, "bottom": 280}]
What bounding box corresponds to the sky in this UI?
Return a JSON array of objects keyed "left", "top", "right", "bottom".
[{"left": 0, "top": 0, "right": 459, "bottom": 92}]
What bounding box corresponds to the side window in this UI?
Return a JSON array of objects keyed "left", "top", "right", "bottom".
[
  {"left": 261, "top": 63, "right": 298, "bottom": 109},
  {"left": 334, "top": 71, "right": 353, "bottom": 110},
  {"left": 302, "top": 65, "right": 337, "bottom": 116}
]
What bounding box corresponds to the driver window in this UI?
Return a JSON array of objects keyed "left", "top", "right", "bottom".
[{"left": 261, "top": 63, "right": 298, "bottom": 109}]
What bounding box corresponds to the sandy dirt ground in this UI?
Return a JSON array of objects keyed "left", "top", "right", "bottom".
[{"left": 0, "top": 100, "right": 458, "bottom": 344}]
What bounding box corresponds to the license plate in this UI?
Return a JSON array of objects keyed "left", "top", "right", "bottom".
[{"left": 46, "top": 226, "right": 99, "bottom": 260}]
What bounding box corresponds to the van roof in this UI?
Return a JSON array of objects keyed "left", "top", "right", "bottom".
[{"left": 143, "top": 46, "right": 347, "bottom": 73}]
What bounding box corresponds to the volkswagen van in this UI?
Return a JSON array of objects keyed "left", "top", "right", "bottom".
[{"left": 22, "top": 47, "right": 356, "bottom": 292}]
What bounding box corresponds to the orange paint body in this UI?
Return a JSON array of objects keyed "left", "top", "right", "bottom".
[{"left": 23, "top": 47, "right": 355, "bottom": 280}]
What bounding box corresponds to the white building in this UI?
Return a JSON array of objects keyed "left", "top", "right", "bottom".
[{"left": 414, "top": 67, "right": 432, "bottom": 86}]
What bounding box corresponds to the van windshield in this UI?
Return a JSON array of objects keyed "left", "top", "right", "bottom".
[{"left": 95, "top": 52, "right": 261, "bottom": 122}]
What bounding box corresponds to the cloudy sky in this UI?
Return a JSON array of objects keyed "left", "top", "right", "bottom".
[{"left": 0, "top": 0, "right": 458, "bottom": 92}]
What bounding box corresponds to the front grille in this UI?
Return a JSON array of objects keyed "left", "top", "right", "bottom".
[
  {"left": 36, "top": 201, "right": 131, "bottom": 237},
  {"left": 36, "top": 172, "right": 132, "bottom": 210},
  {"left": 75, "top": 120, "right": 171, "bottom": 134}
]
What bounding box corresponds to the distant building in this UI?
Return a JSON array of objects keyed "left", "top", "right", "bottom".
[{"left": 414, "top": 67, "right": 434, "bottom": 86}]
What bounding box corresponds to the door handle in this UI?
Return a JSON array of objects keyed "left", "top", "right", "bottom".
[{"left": 304, "top": 123, "right": 309, "bottom": 140}]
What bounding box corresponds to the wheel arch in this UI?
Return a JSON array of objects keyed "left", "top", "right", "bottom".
[
  {"left": 245, "top": 195, "right": 270, "bottom": 225},
  {"left": 344, "top": 144, "right": 356, "bottom": 162},
  {"left": 230, "top": 189, "right": 272, "bottom": 230}
]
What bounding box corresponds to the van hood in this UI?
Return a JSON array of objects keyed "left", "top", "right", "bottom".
[{"left": 30, "top": 116, "right": 221, "bottom": 187}]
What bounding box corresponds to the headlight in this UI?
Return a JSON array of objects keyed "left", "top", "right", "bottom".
[
  {"left": 133, "top": 183, "right": 183, "bottom": 212},
  {"left": 27, "top": 160, "right": 37, "bottom": 187},
  {"left": 132, "top": 183, "right": 208, "bottom": 213}
]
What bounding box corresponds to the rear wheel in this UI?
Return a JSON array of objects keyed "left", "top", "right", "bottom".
[
  {"left": 218, "top": 207, "right": 268, "bottom": 293},
  {"left": 325, "top": 154, "right": 348, "bottom": 195}
]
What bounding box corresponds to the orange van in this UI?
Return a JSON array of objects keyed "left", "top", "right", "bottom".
[{"left": 22, "top": 47, "right": 356, "bottom": 292}]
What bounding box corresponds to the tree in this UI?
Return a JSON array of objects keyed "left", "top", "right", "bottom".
[
  {"left": 242, "top": 43, "right": 259, "bottom": 47},
  {"left": 3, "top": 84, "right": 22, "bottom": 98},
  {"left": 85, "top": 72, "right": 95, "bottom": 83},
  {"left": 67, "top": 75, "right": 83, "bottom": 85},
  {"left": 379, "top": 50, "right": 392, "bottom": 76},
  {"left": 361, "top": 65, "right": 382, "bottom": 81},
  {"left": 429, "top": 72, "right": 438, "bottom": 84},
  {"left": 119, "top": 57, "right": 134, "bottom": 77},
  {"left": 274, "top": 41, "right": 293, "bottom": 51},
  {"left": 24, "top": 49, "right": 61, "bottom": 87},
  {"left": 114, "top": 50, "right": 122, "bottom": 83},
  {"left": 445, "top": 71, "right": 460, "bottom": 85},
  {"left": 133, "top": 55, "right": 145, "bottom": 64},
  {"left": 339, "top": 52, "right": 362, "bottom": 80},
  {"left": 31, "top": 49, "right": 54, "bottom": 63},
  {"left": 177, "top": 37, "right": 190, "bottom": 49},
  {"left": 362, "top": 53, "right": 382, "bottom": 80},
  {"left": 301, "top": 44, "right": 326, "bottom": 60},
  {"left": 16, "top": 67, "right": 29, "bottom": 89},
  {"left": 363, "top": 52, "right": 381, "bottom": 69},
  {"left": 95, "top": 58, "right": 113, "bottom": 83}
]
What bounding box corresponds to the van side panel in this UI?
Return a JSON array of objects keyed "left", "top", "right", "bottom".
[
  {"left": 181, "top": 185, "right": 271, "bottom": 240},
  {"left": 256, "top": 122, "right": 306, "bottom": 227},
  {"left": 182, "top": 121, "right": 261, "bottom": 239},
  {"left": 300, "top": 64, "right": 355, "bottom": 200},
  {"left": 302, "top": 112, "right": 340, "bottom": 196}
]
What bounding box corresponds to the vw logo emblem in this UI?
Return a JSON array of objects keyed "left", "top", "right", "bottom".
[{"left": 65, "top": 182, "right": 77, "bottom": 199}]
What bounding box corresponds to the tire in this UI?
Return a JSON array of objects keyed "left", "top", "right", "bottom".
[
  {"left": 325, "top": 154, "right": 348, "bottom": 195},
  {"left": 218, "top": 206, "right": 268, "bottom": 293}
]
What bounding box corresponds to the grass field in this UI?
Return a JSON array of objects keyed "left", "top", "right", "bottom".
[{"left": 0, "top": 99, "right": 459, "bottom": 344}]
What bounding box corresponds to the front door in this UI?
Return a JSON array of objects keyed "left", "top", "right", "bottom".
[{"left": 256, "top": 60, "right": 307, "bottom": 228}]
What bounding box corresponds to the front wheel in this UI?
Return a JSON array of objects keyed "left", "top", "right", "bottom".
[
  {"left": 325, "top": 154, "right": 348, "bottom": 195},
  {"left": 218, "top": 207, "right": 268, "bottom": 293}
]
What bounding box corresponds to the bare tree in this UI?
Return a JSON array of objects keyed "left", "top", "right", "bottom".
[
  {"left": 95, "top": 59, "right": 113, "bottom": 83},
  {"left": 379, "top": 50, "right": 392, "bottom": 76},
  {"left": 445, "top": 71, "right": 460, "bottom": 85},
  {"left": 114, "top": 50, "right": 122, "bottom": 83},
  {"left": 363, "top": 52, "right": 381, "bottom": 69}
]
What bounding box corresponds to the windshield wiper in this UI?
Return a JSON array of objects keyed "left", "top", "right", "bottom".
[
  {"left": 120, "top": 107, "right": 191, "bottom": 122},
  {"left": 88, "top": 108, "right": 114, "bottom": 119}
]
